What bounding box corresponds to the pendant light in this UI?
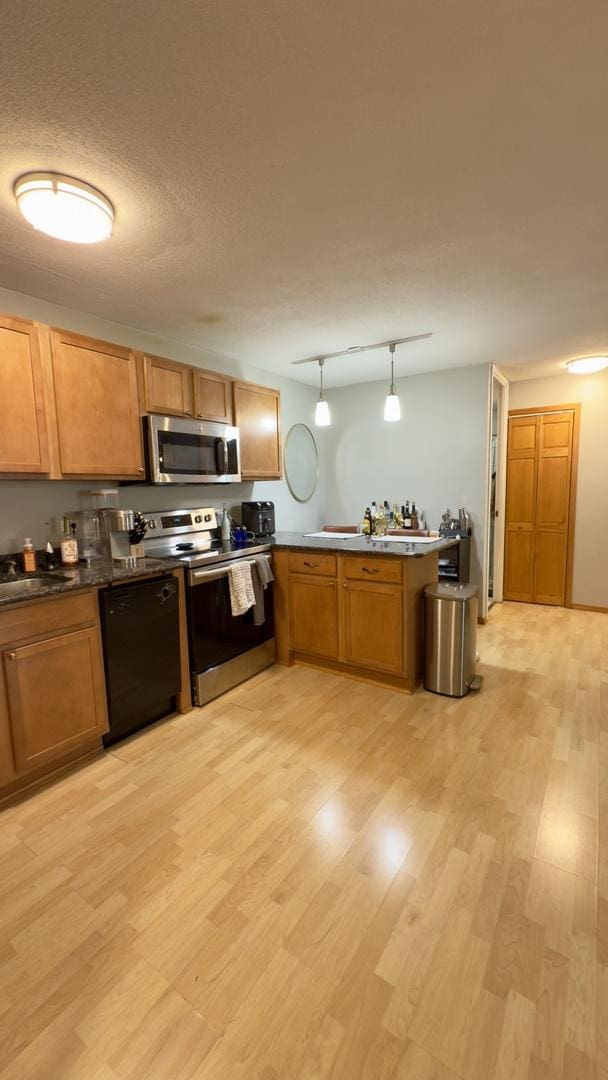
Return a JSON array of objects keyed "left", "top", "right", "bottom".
[
  {"left": 315, "top": 358, "right": 331, "bottom": 426},
  {"left": 383, "top": 343, "right": 401, "bottom": 422}
]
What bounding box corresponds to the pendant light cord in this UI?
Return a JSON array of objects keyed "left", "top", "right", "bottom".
[
  {"left": 318, "top": 357, "right": 325, "bottom": 400},
  {"left": 389, "top": 343, "right": 396, "bottom": 394}
]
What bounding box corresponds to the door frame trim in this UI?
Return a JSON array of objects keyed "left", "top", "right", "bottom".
[{"left": 507, "top": 403, "right": 580, "bottom": 608}]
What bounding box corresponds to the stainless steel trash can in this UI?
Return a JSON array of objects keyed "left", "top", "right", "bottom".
[{"left": 424, "top": 582, "right": 478, "bottom": 697}]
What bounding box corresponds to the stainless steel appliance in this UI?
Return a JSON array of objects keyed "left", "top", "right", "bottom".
[
  {"left": 145, "top": 416, "right": 240, "bottom": 484},
  {"left": 141, "top": 506, "right": 275, "bottom": 704},
  {"left": 424, "top": 582, "right": 478, "bottom": 697},
  {"left": 98, "top": 508, "right": 138, "bottom": 565},
  {"left": 241, "top": 500, "right": 275, "bottom": 537}
]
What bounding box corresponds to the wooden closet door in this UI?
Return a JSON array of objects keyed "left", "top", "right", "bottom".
[
  {"left": 533, "top": 411, "right": 573, "bottom": 605},
  {"left": 504, "top": 416, "right": 539, "bottom": 601}
]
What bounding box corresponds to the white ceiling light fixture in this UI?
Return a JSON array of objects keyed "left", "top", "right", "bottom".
[
  {"left": 383, "top": 343, "right": 401, "bottom": 422},
  {"left": 566, "top": 356, "right": 608, "bottom": 374},
  {"left": 315, "top": 359, "right": 331, "bottom": 427},
  {"left": 14, "top": 172, "right": 114, "bottom": 244}
]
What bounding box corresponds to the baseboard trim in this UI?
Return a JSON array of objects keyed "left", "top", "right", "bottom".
[{"left": 571, "top": 603, "right": 608, "bottom": 614}]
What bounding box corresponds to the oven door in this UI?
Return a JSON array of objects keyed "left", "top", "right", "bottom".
[
  {"left": 186, "top": 562, "right": 275, "bottom": 676},
  {"left": 147, "top": 416, "right": 241, "bottom": 483}
]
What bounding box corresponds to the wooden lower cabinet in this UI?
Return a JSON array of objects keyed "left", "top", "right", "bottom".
[
  {"left": 289, "top": 574, "right": 339, "bottom": 659},
  {"left": 274, "top": 548, "right": 437, "bottom": 692},
  {"left": 343, "top": 581, "right": 403, "bottom": 674},
  {"left": 0, "top": 591, "right": 108, "bottom": 799}
]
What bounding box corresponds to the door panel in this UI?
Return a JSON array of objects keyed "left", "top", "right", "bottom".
[
  {"left": 537, "top": 456, "right": 570, "bottom": 526},
  {"left": 506, "top": 458, "right": 537, "bottom": 524},
  {"left": 504, "top": 527, "right": 534, "bottom": 601},
  {"left": 509, "top": 417, "right": 538, "bottom": 454},
  {"left": 233, "top": 381, "right": 281, "bottom": 479},
  {"left": 541, "top": 417, "right": 571, "bottom": 450},
  {"left": 4, "top": 627, "right": 108, "bottom": 773},
  {"left": 343, "top": 582, "right": 403, "bottom": 674},
  {"left": 534, "top": 530, "right": 568, "bottom": 605},
  {"left": 289, "top": 574, "right": 338, "bottom": 659},
  {"left": 0, "top": 316, "right": 49, "bottom": 473}
]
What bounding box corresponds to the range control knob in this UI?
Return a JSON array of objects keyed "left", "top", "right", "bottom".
[
  {"left": 204, "top": 513, "right": 212, "bottom": 522},
  {"left": 147, "top": 520, "right": 156, "bottom": 529},
  {"left": 194, "top": 515, "right": 202, "bottom": 523}
]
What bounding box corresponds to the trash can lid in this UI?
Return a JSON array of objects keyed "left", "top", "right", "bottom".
[{"left": 424, "top": 582, "right": 478, "bottom": 601}]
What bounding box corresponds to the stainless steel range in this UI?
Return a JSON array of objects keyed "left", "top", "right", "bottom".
[{"left": 142, "top": 507, "right": 275, "bottom": 705}]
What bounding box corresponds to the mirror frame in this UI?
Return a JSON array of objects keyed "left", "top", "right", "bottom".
[{"left": 283, "top": 423, "right": 319, "bottom": 503}]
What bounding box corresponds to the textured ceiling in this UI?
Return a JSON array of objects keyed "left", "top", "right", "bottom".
[{"left": 0, "top": 0, "right": 607, "bottom": 387}]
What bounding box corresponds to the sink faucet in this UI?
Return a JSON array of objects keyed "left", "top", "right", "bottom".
[{"left": 5, "top": 559, "right": 17, "bottom": 577}]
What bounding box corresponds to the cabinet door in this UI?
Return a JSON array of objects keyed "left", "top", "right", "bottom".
[
  {"left": 50, "top": 329, "right": 144, "bottom": 477},
  {"left": 343, "top": 581, "right": 404, "bottom": 675},
  {"left": 233, "top": 381, "right": 281, "bottom": 479},
  {"left": 289, "top": 574, "right": 339, "bottom": 659},
  {"left": 141, "top": 353, "right": 193, "bottom": 417},
  {"left": 3, "top": 627, "right": 108, "bottom": 773},
  {"left": 0, "top": 314, "right": 49, "bottom": 473},
  {"left": 193, "top": 369, "right": 233, "bottom": 423}
]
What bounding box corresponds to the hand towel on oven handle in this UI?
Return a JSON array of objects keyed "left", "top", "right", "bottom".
[
  {"left": 251, "top": 554, "right": 274, "bottom": 627},
  {"left": 228, "top": 561, "right": 255, "bottom": 616}
]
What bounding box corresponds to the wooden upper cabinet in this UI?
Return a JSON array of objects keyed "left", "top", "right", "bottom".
[
  {"left": 140, "top": 353, "right": 194, "bottom": 417},
  {"left": 3, "top": 626, "right": 108, "bottom": 774},
  {"left": 193, "top": 368, "right": 233, "bottom": 423},
  {"left": 49, "top": 329, "right": 144, "bottom": 478},
  {"left": 0, "top": 314, "right": 49, "bottom": 474},
  {"left": 232, "top": 380, "right": 281, "bottom": 479}
]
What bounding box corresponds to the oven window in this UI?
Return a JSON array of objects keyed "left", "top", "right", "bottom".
[
  {"left": 158, "top": 431, "right": 238, "bottom": 477},
  {"left": 187, "top": 577, "right": 274, "bottom": 672}
]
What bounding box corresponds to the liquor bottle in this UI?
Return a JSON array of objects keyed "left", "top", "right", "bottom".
[
  {"left": 404, "top": 500, "right": 412, "bottom": 528},
  {"left": 370, "top": 501, "right": 377, "bottom": 534},
  {"left": 411, "top": 501, "right": 419, "bottom": 530},
  {"left": 363, "top": 508, "right": 372, "bottom": 535}
]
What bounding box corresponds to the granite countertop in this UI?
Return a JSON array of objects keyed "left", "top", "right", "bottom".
[
  {"left": 271, "top": 532, "right": 459, "bottom": 558},
  {"left": 0, "top": 557, "right": 178, "bottom": 609}
]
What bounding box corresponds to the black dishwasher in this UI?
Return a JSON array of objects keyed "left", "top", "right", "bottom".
[{"left": 99, "top": 577, "right": 181, "bottom": 746}]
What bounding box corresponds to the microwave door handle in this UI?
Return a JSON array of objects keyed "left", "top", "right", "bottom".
[{"left": 215, "top": 437, "right": 228, "bottom": 475}]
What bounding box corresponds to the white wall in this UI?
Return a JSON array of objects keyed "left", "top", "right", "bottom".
[
  {"left": 509, "top": 369, "right": 608, "bottom": 609},
  {"left": 0, "top": 286, "right": 325, "bottom": 552},
  {"left": 323, "top": 363, "right": 491, "bottom": 601}
]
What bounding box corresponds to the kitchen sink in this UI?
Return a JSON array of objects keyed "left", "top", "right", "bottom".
[{"left": 0, "top": 574, "right": 71, "bottom": 601}]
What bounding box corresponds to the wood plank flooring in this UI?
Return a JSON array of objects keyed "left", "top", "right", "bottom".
[{"left": 0, "top": 601, "right": 606, "bottom": 1079}]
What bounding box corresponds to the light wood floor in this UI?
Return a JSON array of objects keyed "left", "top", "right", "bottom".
[{"left": 0, "top": 602, "right": 606, "bottom": 1079}]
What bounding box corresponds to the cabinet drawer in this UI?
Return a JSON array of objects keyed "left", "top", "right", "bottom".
[
  {"left": 343, "top": 556, "right": 402, "bottom": 584},
  {"left": 288, "top": 553, "right": 337, "bottom": 577},
  {"left": 0, "top": 590, "right": 99, "bottom": 648}
]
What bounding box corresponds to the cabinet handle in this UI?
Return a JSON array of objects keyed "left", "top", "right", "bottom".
[
  {"left": 329, "top": 580, "right": 335, "bottom": 587},
  {"left": 7, "top": 652, "right": 16, "bottom": 660},
  {"left": 137, "top": 467, "right": 144, "bottom": 474},
  {"left": 303, "top": 561, "right": 319, "bottom": 568},
  {"left": 343, "top": 583, "right": 349, "bottom": 590},
  {"left": 361, "top": 566, "right": 380, "bottom": 574}
]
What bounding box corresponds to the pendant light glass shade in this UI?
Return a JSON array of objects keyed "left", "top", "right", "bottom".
[
  {"left": 383, "top": 344, "right": 401, "bottom": 421},
  {"left": 315, "top": 358, "right": 331, "bottom": 426}
]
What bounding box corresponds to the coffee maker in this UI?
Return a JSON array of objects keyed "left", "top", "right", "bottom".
[
  {"left": 98, "top": 509, "right": 138, "bottom": 565},
  {"left": 241, "top": 501, "right": 275, "bottom": 538}
]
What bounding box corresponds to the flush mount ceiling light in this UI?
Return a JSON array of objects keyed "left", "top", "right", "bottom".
[
  {"left": 566, "top": 356, "right": 608, "bottom": 374},
  {"left": 383, "top": 343, "right": 401, "bottom": 422},
  {"left": 14, "top": 172, "right": 114, "bottom": 243},
  {"left": 315, "top": 359, "right": 331, "bottom": 427}
]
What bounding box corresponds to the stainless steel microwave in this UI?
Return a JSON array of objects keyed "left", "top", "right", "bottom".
[{"left": 145, "top": 416, "right": 241, "bottom": 484}]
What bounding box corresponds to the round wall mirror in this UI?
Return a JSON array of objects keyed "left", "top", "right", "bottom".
[{"left": 284, "top": 423, "right": 319, "bottom": 502}]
